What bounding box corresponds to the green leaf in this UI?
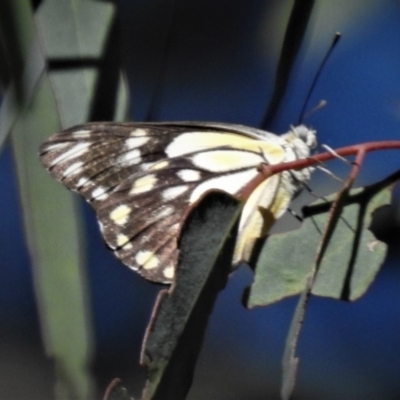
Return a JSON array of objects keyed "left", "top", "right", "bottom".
[
  {"left": 36, "top": 0, "right": 128, "bottom": 126},
  {"left": 141, "top": 193, "right": 242, "bottom": 400},
  {"left": 247, "top": 177, "right": 395, "bottom": 308},
  {"left": 261, "top": 0, "right": 315, "bottom": 127},
  {"left": 0, "top": 0, "right": 36, "bottom": 89},
  {"left": 11, "top": 72, "right": 95, "bottom": 400},
  {"left": 2, "top": 1, "right": 129, "bottom": 399},
  {"left": 0, "top": 0, "right": 47, "bottom": 152}
]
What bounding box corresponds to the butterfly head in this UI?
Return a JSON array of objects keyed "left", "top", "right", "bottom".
[
  {"left": 290, "top": 124, "right": 317, "bottom": 149},
  {"left": 280, "top": 124, "right": 317, "bottom": 162}
]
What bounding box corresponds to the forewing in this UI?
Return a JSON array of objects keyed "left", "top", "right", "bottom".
[{"left": 40, "top": 123, "right": 185, "bottom": 202}]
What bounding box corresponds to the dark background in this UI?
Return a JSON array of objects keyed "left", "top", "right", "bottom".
[{"left": 1, "top": 1, "right": 400, "bottom": 399}]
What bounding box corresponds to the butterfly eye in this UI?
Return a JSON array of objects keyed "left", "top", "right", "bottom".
[
  {"left": 291, "top": 125, "right": 317, "bottom": 149},
  {"left": 307, "top": 130, "right": 317, "bottom": 149}
]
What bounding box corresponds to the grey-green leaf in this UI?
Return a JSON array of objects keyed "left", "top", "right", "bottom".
[
  {"left": 141, "top": 193, "right": 242, "bottom": 400},
  {"left": 36, "top": 0, "right": 128, "bottom": 127},
  {"left": 3, "top": 1, "right": 129, "bottom": 399},
  {"left": 247, "top": 181, "right": 392, "bottom": 308}
]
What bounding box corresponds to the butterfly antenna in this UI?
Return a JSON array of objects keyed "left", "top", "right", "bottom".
[
  {"left": 302, "top": 99, "right": 327, "bottom": 121},
  {"left": 299, "top": 32, "right": 341, "bottom": 124}
]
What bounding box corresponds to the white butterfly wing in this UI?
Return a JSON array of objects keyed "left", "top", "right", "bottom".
[{"left": 40, "top": 122, "right": 314, "bottom": 283}]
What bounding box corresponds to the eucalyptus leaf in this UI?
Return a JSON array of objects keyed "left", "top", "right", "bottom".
[
  {"left": 3, "top": 1, "right": 129, "bottom": 399},
  {"left": 141, "top": 193, "right": 242, "bottom": 400},
  {"left": 247, "top": 180, "right": 393, "bottom": 308},
  {"left": 11, "top": 73, "right": 95, "bottom": 400},
  {"left": 36, "top": 0, "right": 128, "bottom": 127}
]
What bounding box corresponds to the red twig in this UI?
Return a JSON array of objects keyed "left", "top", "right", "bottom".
[
  {"left": 238, "top": 141, "right": 400, "bottom": 201},
  {"left": 103, "top": 378, "right": 122, "bottom": 400},
  {"left": 313, "top": 146, "right": 366, "bottom": 270}
]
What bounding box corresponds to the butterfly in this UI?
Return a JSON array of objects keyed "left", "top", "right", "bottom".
[{"left": 39, "top": 121, "right": 316, "bottom": 284}]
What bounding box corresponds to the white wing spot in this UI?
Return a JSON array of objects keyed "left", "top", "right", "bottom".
[
  {"left": 63, "top": 161, "right": 84, "bottom": 177},
  {"left": 116, "top": 234, "right": 132, "bottom": 249},
  {"left": 136, "top": 250, "right": 152, "bottom": 265},
  {"left": 162, "top": 185, "right": 188, "bottom": 201},
  {"left": 177, "top": 169, "right": 201, "bottom": 182},
  {"left": 77, "top": 177, "right": 89, "bottom": 187},
  {"left": 91, "top": 186, "right": 109, "bottom": 201},
  {"left": 139, "top": 162, "right": 156, "bottom": 171},
  {"left": 45, "top": 142, "right": 69, "bottom": 151},
  {"left": 130, "top": 128, "right": 148, "bottom": 136},
  {"left": 51, "top": 142, "right": 91, "bottom": 166},
  {"left": 129, "top": 174, "right": 157, "bottom": 194},
  {"left": 144, "top": 256, "right": 160, "bottom": 270},
  {"left": 149, "top": 160, "right": 169, "bottom": 170},
  {"left": 125, "top": 136, "right": 150, "bottom": 149},
  {"left": 72, "top": 129, "right": 91, "bottom": 138},
  {"left": 157, "top": 206, "right": 174, "bottom": 218},
  {"left": 135, "top": 250, "right": 159, "bottom": 270},
  {"left": 118, "top": 149, "right": 141, "bottom": 165},
  {"left": 98, "top": 221, "right": 105, "bottom": 233},
  {"left": 109, "top": 204, "right": 132, "bottom": 225},
  {"left": 163, "top": 265, "right": 175, "bottom": 279}
]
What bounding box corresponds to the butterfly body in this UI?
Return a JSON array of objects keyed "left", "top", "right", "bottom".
[{"left": 40, "top": 122, "right": 316, "bottom": 283}]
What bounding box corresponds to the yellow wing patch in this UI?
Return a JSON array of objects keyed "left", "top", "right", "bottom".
[
  {"left": 109, "top": 205, "right": 132, "bottom": 226},
  {"left": 129, "top": 174, "right": 158, "bottom": 195}
]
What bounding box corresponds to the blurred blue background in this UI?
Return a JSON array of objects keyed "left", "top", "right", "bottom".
[{"left": 1, "top": 1, "right": 400, "bottom": 399}]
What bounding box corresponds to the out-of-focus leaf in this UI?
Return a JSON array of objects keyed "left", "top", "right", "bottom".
[
  {"left": 12, "top": 74, "right": 95, "bottom": 400},
  {"left": 0, "top": 0, "right": 47, "bottom": 152},
  {"left": 36, "top": 0, "right": 128, "bottom": 127},
  {"left": 0, "top": 36, "right": 46, "bottom": 152},
  {"left": 0, "top": 0, "right": 36, "bottom": 90},
  {"left": 4, "top": 0, "right": 129, "bottom": 399},
  {"left": 261, "top": 0, "right": 315, "bottom": 128},
  {"left": 141, "top": 193, "right": 242, "bottom": 400},
  {"left": 247, "top": 178, "right": 394, "bottom": 308}
]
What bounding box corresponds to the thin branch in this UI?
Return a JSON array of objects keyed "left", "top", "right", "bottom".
[{"left": 237, "top": 140, "right": 400, "bottom": 201}]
